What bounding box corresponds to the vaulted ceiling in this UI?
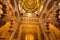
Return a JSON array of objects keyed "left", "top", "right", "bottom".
[{"left": 19, "top": 0, "right": 42, "bottom": 13}]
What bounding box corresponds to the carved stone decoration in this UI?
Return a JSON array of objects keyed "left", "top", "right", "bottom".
[
  {"left": 0, "top": 1, "right": 7, "bottom": 27},
  {"left": 0, "top": 0, "right": 60, "bottom": 40},
  {"left": 19, "top": 0, "right": 41, "bottom": 13}
]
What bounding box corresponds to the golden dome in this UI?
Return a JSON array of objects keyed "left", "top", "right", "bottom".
[{"left": 19, "top": 0, "right": 41, "bottom": 13}]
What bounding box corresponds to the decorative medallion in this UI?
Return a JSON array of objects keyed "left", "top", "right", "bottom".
[{"left": 19, "top": 0, "right": 41, "bottom": 13}]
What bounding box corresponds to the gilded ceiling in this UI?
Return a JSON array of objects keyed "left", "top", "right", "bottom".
[{"left": 19, "top": 0, "right": 41, "bottom": 13}]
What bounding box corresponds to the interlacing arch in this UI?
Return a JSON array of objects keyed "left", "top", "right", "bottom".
[{"left": 0, "top": 0, "right": 60, "bottom": 40}]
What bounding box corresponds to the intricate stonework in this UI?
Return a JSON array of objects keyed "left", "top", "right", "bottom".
[{"left": 19, "top": 0, "right": 41, "bottom": 12}]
